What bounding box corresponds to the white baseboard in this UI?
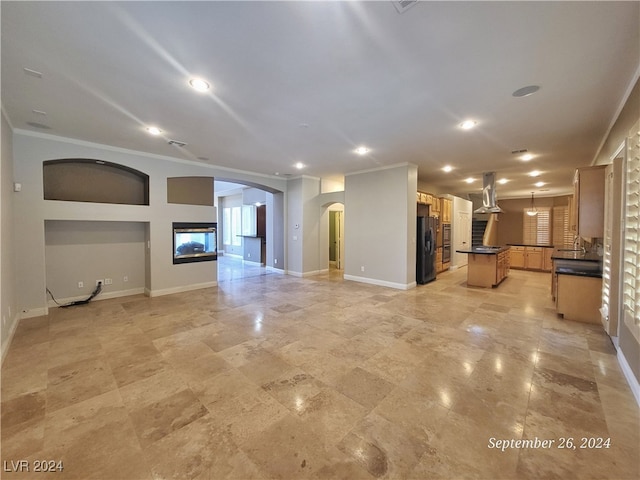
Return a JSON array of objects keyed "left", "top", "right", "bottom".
[
  {"left": 20, "top": 307, "right": 48, "bottom": 319},
  {"left": 266, "top": 266, "right": 285, "bottom": 274},
  {"left": 47, "top": 287, "right": 145, "bottom": 308},
  {"left": 1, "top": 312, "right": 20, "bottom": 365},
  {"left": 148, "top": 281, "right": 218, "bottom": 297},
  {"left": 343, "top": 274, "right": 416, "bottom": 290},
  {"left": 243, "top": 260, "right": 263, "bottom": 266},
  {"left": 617, "top": 347, "right": 640, "bottom": 407}
]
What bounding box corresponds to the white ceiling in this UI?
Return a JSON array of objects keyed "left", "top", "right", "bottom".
[{"left": 2, "top": 1, "right": 638, "bottom": 199}]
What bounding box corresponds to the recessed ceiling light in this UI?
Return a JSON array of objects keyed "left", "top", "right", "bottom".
[
  {"left": 498, "top": 178, "right": 509, "bottom": 184},
  {"left": 295, "top": 162, "right": 305, "bottom": 170},
  {"left": 459, "top": 120, "right": 477, "bottom": 130},
  {"left": 521, "top": 153, "right": 534, "bottom": 161},
  {"left": 529, "top": 170, "right": 541, "bottom": 177},
  {"left": 535, "top": 181, "right": 545, "bottom": 187},
  {"left": 146, "top": 126, "right": 162, "bottom": 136},
  {"left": 354, "top": 146, "right": 370, "bottom": 155},
  {"left": 189, "top": 78, "right": 210, "bottom": 92},
  {"left": 442, "top": 165, "right": 453, "bottom": 173},
  {"left": 513, "top": 85, "right": 540, "bottom": 97},
  {"left": 464, "top": 177, "right": 475, "bottom": 184}
]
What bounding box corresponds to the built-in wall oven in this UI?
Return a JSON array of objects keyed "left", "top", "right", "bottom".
[{"left": 442, "top": 224, "right": 451, "bottom": 263}]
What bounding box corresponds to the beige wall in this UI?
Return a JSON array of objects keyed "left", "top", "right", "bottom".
[
  {"left": 1, "top": 112, "right": 17, "bottom": 362},
  {"left": 496, "top": 196, "right": 571, "bottom": 245},
  {"left": 595, "top": 77, "right": 640, "bottom": 165}
]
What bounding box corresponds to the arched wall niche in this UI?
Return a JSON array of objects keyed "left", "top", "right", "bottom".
[{"left": 43, "top": 158, "right": 149, "bottom": 205}]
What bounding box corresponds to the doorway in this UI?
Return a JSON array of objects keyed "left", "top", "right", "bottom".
[{"left": 330, "top": 210, "right": 344, "bottom": 270}]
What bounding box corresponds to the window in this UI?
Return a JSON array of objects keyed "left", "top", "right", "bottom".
[
  {"left": 223, "top": 208, "right": 231, "bottom": 245},
  {"left": 552, "top": 205, "right": 574, "bottom": 248},
  {"left": 222, "top": 206, "right": 243, "bottom": 246},
  {"left": 523, "top": 207, "right": 551, "bottom": 245},
  {"left": 623, "top": 126, "right": 640, "bottom": 342},
  {"left": 231, "top": 206, "right": 242, "bottom": 246}
]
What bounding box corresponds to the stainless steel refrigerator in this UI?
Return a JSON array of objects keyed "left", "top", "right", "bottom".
[{"left": 417, "top": 216, "right": 437, "bottom": 284}]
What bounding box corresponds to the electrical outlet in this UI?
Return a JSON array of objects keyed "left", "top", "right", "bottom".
[
  {"left": 78, "top": 281, "right": 84, "bottom": 289},
  {"left": 361, "top": 266, "right": 365, "bottom": 272},
  {"left": 123, "top": 276, "right": 128, "bottom": 283},
  {"left": 274, "top": 259, "right": 278, "bottom": 264},
  {"left": 104, "top": 278, "right": 113, "bottom": 285},
  {"left": 247, "top": 253, "right": 251, "bottom": 258},
  {"left": 96, "top": 279, "right": 104, "bottom": 286}
]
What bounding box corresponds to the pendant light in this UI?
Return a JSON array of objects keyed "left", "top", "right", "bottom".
[{"left": 526, "top": 192, "right": 538, "bottom": 216}]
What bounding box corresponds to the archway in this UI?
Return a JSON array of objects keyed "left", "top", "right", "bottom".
[
  {"left": 214, "top": 178, "right": 285, "bottom": 283},
  {"left": 320, "top": 201, "right": 345, "bottom": 274}
]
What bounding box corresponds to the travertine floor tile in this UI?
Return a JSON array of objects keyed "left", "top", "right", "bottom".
[{"left": 1, "top": 258, "right": 637, "bottom": 480}]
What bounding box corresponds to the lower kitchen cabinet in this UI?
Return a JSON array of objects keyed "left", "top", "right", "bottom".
[
  {"left": 556, "top": 274, "right": 602, "bottom": 323},
  {"left": 509, "top": 245, "right": 553, "bottom": 272}
]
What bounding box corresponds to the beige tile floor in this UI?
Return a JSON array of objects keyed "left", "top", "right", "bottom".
[{"left": 2, "top": 258, "right": 639, "bottom": 479}]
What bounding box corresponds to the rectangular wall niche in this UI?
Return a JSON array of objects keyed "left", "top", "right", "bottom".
[
  {"left": 173, "top": 222, "right": 217, "bottom": 264},
  {"left": 167, "top": 177, "right": 214, "bottom": 206}
]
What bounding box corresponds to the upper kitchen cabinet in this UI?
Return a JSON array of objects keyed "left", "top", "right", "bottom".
[
  {"left": 570, "top": 166, "right": 606, "bottom": 239},
  {"left": 441, "top": 198, "right": 452, "bottom": 223}
]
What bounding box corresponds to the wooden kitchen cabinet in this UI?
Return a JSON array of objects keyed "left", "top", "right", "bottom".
[
  {"left": 431, "top": 197, "right": 441, "bottom": 214},
  {"left": 510, "top": 245, "right": 552, "bottom": 271},
  {"left": 543, "top": 247, "right": 554, "bottom": 272},
  {"left": 436, "top": 247, "right": 443, "bottom": 273},
  {"left": 570, "top": 166, "right": 606, "bottom": 238},
  {"left": 466, "top": 249, "right": 510, "bottom": 288},
  {"left": 510, "top": 246, "right": 526, "bottom": 269},
  {"left": 526, "top": 247, "right": 543, "bottom": 270},
  {"left": 440, "top": 198, "right": 452, "bottom": 223},
  {"left": 556, "top": 274, "right": 602, "bottom": 323}
]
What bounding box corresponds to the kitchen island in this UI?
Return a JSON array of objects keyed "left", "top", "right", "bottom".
[{"left": 456, "top": 246, "right": 510, "bottom": 288}]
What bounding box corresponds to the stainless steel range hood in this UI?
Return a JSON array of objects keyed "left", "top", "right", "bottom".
[{"left": 474, "top": 172, "right": 503, "bottom": 214}]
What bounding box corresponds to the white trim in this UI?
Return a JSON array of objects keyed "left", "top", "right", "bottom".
[
  {"left": 286, "top": 270, "right": 303, "bottom": 278},
  {"left": 344, "top": 162, "right": 417, "bottom": 178},
  {"left": 266, "top": 266, "right": 285, "bottom": 274},
  {"left": 148, "top": 281, "right": 217, "bottom": 297},
  {"left": 302, "top": 269, "right": 323, "bottom": 278},
  {"left": 20, "top": 307, "right": 48, "bottom": 319},
  {"left": 243, "top": 260, "right": 263, "bottom": 267},
  {"left": 617, "top": 346, "right": 640, "bottom": 407},
  {"left": 1, "top": 105, "right": 15, "bottom": 130},
  {"left": 343, "top": 274, "right": 416, "bottom": 290},
  {"left": 46, "top": 288, "right": 145, "bottom": 308},
  {"left": 1, "top": 313, "right": 20, "bottom": 365}
]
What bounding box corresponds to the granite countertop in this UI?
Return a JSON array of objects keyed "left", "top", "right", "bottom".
[
  {"left": 507, "top": 244, "right": 555, "bottom": 248},
  {"left": 555, "top": 268, "right": 603, "bottom": 279},
  {"left": 456, "top": 246, "right": 510, "bottom": 255},
  {"left": 551, "top": 249, "right": 602, "bottom": 262}
]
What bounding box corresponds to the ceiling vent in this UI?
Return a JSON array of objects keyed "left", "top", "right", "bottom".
[
  {"left": 474, "top": 172, "right": 503, "bottom": 214},
  {"left": 168, "top": 139, "right": 187, "bottom": 147},
  {"left": 392, "top": 0, "right": 418, "bottom": 14}
]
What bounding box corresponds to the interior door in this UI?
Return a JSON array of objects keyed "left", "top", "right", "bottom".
[
  {"left": 335, "top": 211, "right": 344, "bottom": 270},
  {"left": 455, "top": 210, "right": 471, "bottom": 252}
]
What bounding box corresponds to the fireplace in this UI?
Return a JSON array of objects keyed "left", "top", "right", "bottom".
[{"left": 173, "top": 222, "right": 217, "bottom": 264}]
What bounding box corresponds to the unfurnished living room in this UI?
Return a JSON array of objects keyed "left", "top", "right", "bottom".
[{"left": 1, "top": 2, "right": 639, "bottom": 480}]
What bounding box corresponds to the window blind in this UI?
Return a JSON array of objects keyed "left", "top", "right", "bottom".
[
  {"left": 623, "top": 126, "right": 640, "bottom": 342},
  {"left": 552, "top": 205, "right": 573, "bottom": 248},
  {"left": 523, "top": 207, "right": 551, "bottom": 245}
]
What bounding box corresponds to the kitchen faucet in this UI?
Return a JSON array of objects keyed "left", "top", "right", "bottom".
[{"left": 573, "top": 235, "right": 586, "bottom": 254}]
